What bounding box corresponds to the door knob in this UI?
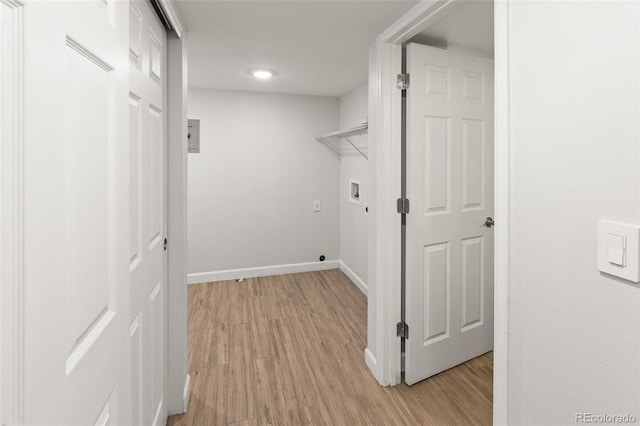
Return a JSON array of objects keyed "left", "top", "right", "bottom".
[{"left": 484, "top": 217, "right": 494, "bottom": 228}]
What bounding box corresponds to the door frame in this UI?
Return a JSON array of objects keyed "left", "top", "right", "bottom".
[
  {"left": 148, "top": 0, "right": 191, "bottom": 417},
  {"left": 0, "top": 1, "right": 25, "bottom": 424},
  {"left": 367, "top": 1, "right": 510, "bottom": 423},
  {"left": 0, "top": 0, "right": 190, "bottom": 422},
  {"left": 160, "top": 0, "right": 191, "bottom": 414}
]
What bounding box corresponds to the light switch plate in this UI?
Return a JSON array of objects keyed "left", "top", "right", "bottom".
[{"left": 598, "top": 220, "right": 640, "bottom": 282}]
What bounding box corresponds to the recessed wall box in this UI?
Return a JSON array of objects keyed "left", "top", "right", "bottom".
[
  {"left": 188, "top": 119, "right": 200, "bottom": 153},
  {"left": 350, "top": 179, "right": 361, "bottom": 205}
]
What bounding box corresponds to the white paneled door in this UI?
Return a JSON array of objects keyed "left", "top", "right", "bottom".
[
  {"left": 405, "top": 44, "right": 494, "bottom": 385},
  {"left": 129, "top": 1, "right": 168, "bottom": 425},
  {"left": 20, "top": 0, "right": 132, "bottom": 423}
]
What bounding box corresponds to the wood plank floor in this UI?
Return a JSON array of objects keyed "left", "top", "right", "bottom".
[{"left": 167, "top": 270, "right": 492, "bottom": 426}]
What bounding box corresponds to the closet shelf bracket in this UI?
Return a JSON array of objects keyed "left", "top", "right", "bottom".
[{"left": 315, "top": 123, "right": 368, "bottom": 160}]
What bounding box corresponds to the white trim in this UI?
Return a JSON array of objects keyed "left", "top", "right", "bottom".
[
  {"left": 493, "top": 1, "right": 511, "bottom": 424},
  {"left": 182, "top": 374, "right": 190, "bottom": 413},
  {"left": 364, "top": 348, "right": 377, "bottom": 381},
  {"left": 166, "top": 35, "right": 190, "bottom": 415},
  {"left": 158, "top": 0, "right": 185, "bottom": 38},
  {"left": 188, "top": 260, "right": 340, "bottom": 284},
  {"left": 339, "top": 261, "right": 367, "bottom": 296},
  {"left": 367, "top": 37, "right": 403, "bottom": 386},
  {"left": 152, "top": 399, "right": 166, "bottom": 426},
  {"left": 379, "top": 0, "right": 462, "bottom": 45},
  {"left": 0, "top": 1, "right": 25, "bottom": 424}
]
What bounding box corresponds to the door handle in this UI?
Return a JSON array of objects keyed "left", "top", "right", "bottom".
[{"left": 484, "top": 217, "right": 494, "bottom": 228}]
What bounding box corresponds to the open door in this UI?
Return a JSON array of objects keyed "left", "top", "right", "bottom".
[{"left": 404, "top": 44, "right": 494, "bottom": 385}]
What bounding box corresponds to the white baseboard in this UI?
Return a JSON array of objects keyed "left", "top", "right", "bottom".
[
  {"left": 152, "top": 399, "right": 165, "bottom": 426},
  {"left": 188, "top": 260, "right": 339, "bottom": 284},
  {"left": 182, "top": 374, "right": 190, "bottom": 413},
  {"left": 338, "top": 261, "right": 367, "bottom": 296},
  {"left": 365, "top": 348, "right": 377, "bottom": 377}
]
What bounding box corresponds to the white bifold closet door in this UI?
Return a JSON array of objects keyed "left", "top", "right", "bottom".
[
  {"left": 128, "top": 1, "right": 168, "bottom": 425},
  {"left": 405, "top": 43, "right": 494, "bottom": 386},
  {"left": 20, "top": 0, "right": 132, "bottom": 424}
]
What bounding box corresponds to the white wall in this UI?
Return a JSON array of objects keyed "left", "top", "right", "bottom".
[
  {"left": 507, "top": 2, "right": 640, "bottom": 424},
  {"left": 339, "top": 83, "right": 368, "bottom": 292},
  {"left": 187, "top": 89, "right": 340, "bottom": 280}
]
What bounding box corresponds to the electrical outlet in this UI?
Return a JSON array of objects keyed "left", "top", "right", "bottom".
[{"left": 313, "top": 200, "right": 321, "bottom": 212}]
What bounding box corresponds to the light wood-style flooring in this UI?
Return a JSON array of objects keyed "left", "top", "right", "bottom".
[{"left": 167, "top": 269, "right": 492, "bottom": 426}]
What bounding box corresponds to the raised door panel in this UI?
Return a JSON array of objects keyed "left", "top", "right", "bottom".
[
  {"left": 63, "top": 36, "right": 116, "bottom": 375},
  {"left": 423, "top": 116, "right": 450, "bottom": 215},
  {"left": 423, "top": 243, "right": 450, "bottom": 345},
  {"left": 462, "top": 71, "right": 485, "bottom": 104},
  {"left": 150, "top": 280, "right": 164, "bottom": 425},
  {"left": 130, "top": 313, "right": 144, "bottom": 426},
  {"left": 21, "top": 0, "right": 131, "bottom": 423},
  {"left": 129, "top": 94, "right": 142, "bottom": 268},
  {"left": 424, "top": 64, "right": 450, "bottom": 100},
  {"left": 461, "top": 119, "right": 485, "bottom": 211},
  {"left": 94, "top": 393, "right": 114, "bottom": 426},
  {"left": 129, "top": 3, "right": 142, "bottom": 68},
  {"left": 461, "top": 237, "right": 484, "bottom": 331},
  {"left": 148, "top": 104, "right": 163, "bottom": 248}
]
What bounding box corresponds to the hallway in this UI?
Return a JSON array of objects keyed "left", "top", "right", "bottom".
[{"left": 168, "top": 270, "right": 492, "bottom": 425}]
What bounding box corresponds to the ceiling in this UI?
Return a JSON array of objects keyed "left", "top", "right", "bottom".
[
  {"left": 176, "top": 0, "right": 419, "bottom": 97},
  {"left": 409, "top": 1, "right": 494, "bottom": 59}
]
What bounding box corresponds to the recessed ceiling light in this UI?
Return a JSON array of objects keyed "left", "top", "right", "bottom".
[{"left": 253, "top": 70, "right": 273, "bottom": 80}]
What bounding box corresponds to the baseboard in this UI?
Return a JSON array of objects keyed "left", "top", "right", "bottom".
[
  {"left": 152, "top": 400, "right": 165, "bottom": 426},
  {"left": 338, "top": 261, "right": 367, "bottom": 296},
  {"left": 182, "top": 374, "right": 191, "bottom": 413},
  {"left": 364, "top": 348, "right": 377, "bottom": 377},
  {"left": 188, "top": 260, "right": 339, "bottom": 284}
]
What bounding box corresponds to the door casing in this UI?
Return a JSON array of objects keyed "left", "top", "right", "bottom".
[
  {"left": 0, "top": 1, "right": 25, "bottom": 424},
  {"left": 367, "top": 1, "right": 511, "bottom": 424}
]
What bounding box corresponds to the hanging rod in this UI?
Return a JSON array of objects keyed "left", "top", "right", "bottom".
[{"left": 316, "top": 124, "right": 368, "bottom": 160}]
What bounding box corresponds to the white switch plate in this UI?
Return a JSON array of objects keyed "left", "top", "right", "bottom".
[
  {"left": 597, "top": 220, "right": 640, "bottom": 282},
  {"left": 313, "top": 200, "right": 321, "bottom": 212}
]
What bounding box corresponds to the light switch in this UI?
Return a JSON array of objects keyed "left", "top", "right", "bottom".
[
  {"left": 313, "top": 200, "right": 321, "bottom": 212},
  {"left": 598, "top": 220, "right": 640, "bottom": 282},
  {"left": 607, "top": 233, "right": 626, "bottom": 266}
]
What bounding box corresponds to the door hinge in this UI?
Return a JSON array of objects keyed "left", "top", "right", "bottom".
[
  {"left": 164, "top": 238, "right": 168, "bottom": 251},
  {"left": 397, "top": 198, "right": 410, "bottom": 214},
  {"left": 397, "top": 321, "right": 409, "bottom": 339},
  {"left": 397, "top": 73, "right": 410, "bottom": 90}
]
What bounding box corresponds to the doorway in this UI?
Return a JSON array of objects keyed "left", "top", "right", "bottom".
[{"left": 367, "top": 0, "right": 507, "bottom": 420}]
